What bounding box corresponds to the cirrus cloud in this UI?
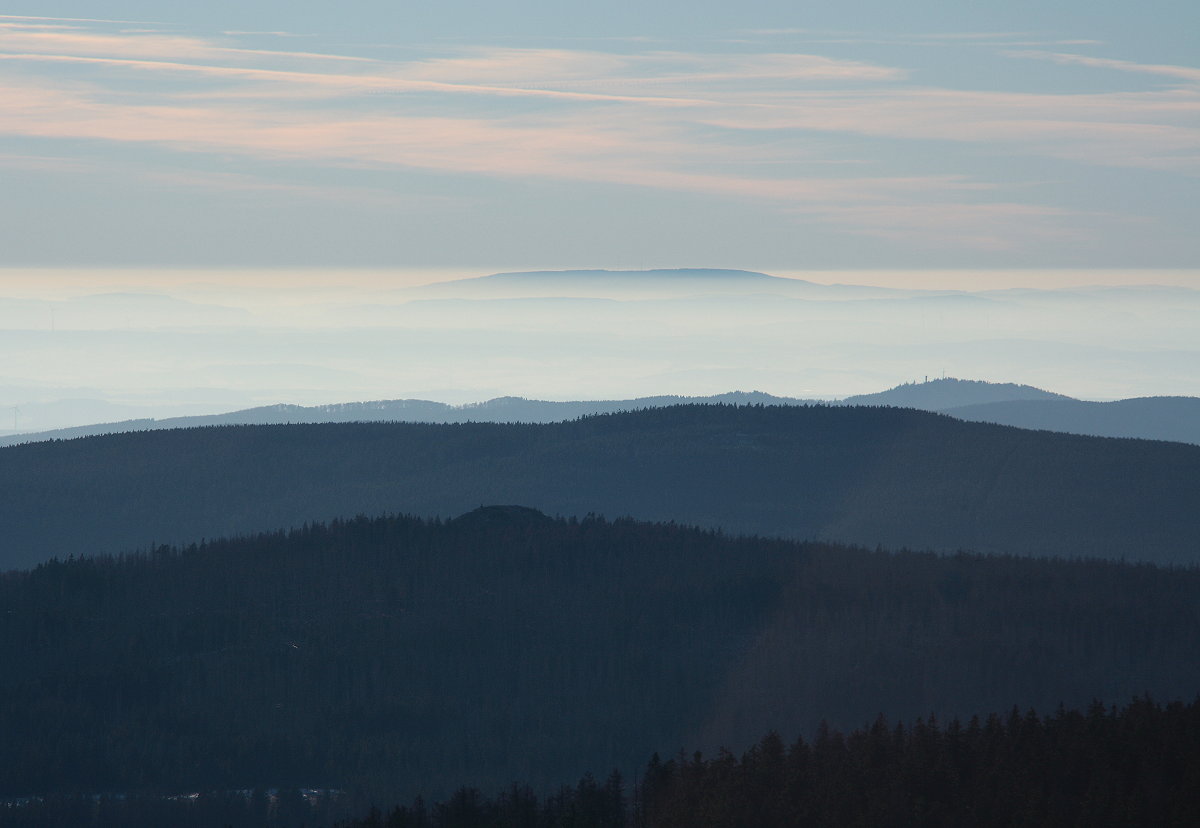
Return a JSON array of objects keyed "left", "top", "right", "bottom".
[{"left": 1, "top": 18, "right": 1197, "bottom": 254}]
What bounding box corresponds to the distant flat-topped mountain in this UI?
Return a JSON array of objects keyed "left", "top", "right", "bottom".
[
  {"left": 841, "top": 377, "right": 1070, "bottom": 411},
  {"left": 441, "top": 268, "right": 791, "bottom": 286},
  {"left": 413, "top": 268, "right": 794, "bottom": 299},
  {"left": 410, "top": 268, "right": 909, "bottom": 300},
  {"left": 2, "top": 404, "right": 1199, "bottom": 571},
  {"left": 490, "top": 267, "right": 783, "bottom": 281}
]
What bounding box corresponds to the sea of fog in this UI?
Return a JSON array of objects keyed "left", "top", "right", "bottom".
[{"left": 2, "top": 267, "right": 1198, "bottom": 433}]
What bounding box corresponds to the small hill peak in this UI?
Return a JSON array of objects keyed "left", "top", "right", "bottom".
[
  {"left": 452, "top": 505, "right": 553, "bottom": 528},
  {"left": 841, "top": 377, "right": 1070, "bottom": 412}
]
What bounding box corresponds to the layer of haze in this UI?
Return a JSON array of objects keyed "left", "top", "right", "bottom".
[{"left": 2, "top": 267, "right": 1198, "bottom": 434}]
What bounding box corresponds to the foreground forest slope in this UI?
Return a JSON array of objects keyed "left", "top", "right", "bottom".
[
  {"left": 2, "top": 512, "right": 1198, "bottom": 802},
  {"left": 2, "top": 404, "right": 1199, "bottom": 570}
]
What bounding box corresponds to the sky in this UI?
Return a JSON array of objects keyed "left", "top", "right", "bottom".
[
  {"left": 2, "top": 1, "right": 1198, "bottom": 270},
  {"left": 1, "top": 2, "right": 1198, "bottom": 426}
]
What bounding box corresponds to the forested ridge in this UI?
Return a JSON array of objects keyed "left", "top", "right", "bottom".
[
  {"left": 3, "top": 403, "right": 1199, "bottom": 570},
  {"left": 2, "top": 510, "right": 1198, "bottom": 812}
]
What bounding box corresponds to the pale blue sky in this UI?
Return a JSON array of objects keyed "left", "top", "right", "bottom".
[{"left": 1, "top": 1, "right": 1198, "bottom": 268}]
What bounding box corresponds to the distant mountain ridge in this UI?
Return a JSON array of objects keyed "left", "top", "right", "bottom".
[
  {"left": 0, "top": 391, "right": 810, "bottom": 447},
  {"left": 4, "top": 378, "right": 1198, "bottom": 447},
  {"left": 840, "top": 377, "right": 1070, "bottom": 410}
]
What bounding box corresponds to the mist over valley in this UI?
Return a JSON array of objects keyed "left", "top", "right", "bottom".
[{"left": 4, "top": 268, "right": 1199, "bottom": 437}]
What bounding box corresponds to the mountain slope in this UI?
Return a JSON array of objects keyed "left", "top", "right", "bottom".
[
  {"left": 2, "top": 404, "right": 1198, "bottom": 570},
  {"left": 945, "top": 396, "right": 1200, "bottom": 446},
  {"left": 2, "top": 512, "right": 1197, "bottom": 800},
  {"left": 841, "top": 377, "right": 1070, "bottom": 410}
]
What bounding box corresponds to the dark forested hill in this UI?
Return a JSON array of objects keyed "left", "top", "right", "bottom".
[
  {"left": 1, "top": 512, "right": 1198, "bottom": 805},
  {"left": 2, "top": 404, "right": 1199, "bottom": 570}
]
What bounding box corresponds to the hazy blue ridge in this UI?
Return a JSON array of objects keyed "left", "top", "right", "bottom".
[
  {"left": 943, "top": 396, "right": 1200, "bottom": 446},
  {"left": 0, "top": 391, "right": 813, "bottom": 447},
  {"left": 4, "top": 378, "right": 1197, "bottom": 450},
  {"left": 840, "top": 377, "right": 1071, "bottom": 410},
  {"left": 2, "top": 404, "right": 1198, "bottom": 571}
]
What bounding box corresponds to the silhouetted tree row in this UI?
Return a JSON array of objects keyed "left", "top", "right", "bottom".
[
  {"left": 636, "top": 697, "right": 1200, "bottom": 828},
  {"left": 1, "top": 510, "right": 1198, "bottom": 807}
]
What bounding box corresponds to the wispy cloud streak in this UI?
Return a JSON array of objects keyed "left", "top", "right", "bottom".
[
  {"left": 1, "top": 19, "right": 1197, "bottom": 250},
  {"left": 1009, "top": 50, "right": 1200, "bottom": 84}
]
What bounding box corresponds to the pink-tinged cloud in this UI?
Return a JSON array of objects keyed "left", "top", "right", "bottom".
[
  {"left": 1, "top": 21, "right": 1192, "bottom": 251},
  {"left": 383, "top": 47, "right": 900, "bottom": 87},
  {"left": 0, "top": 31, "right": 901, "bottom": 98},
  {"left": 223, "top": 31, "right": 313, "bottom": 38},
  {"left": 697, "top": 87, "right": 1200, "bottom": 173},
  {"left": 1009, "top": 51, "right": 1200, "bottom": 84},
  {"left": 0, "top": 52, "right": 717, "bottom": 106},
  {"left": 5, "top": 27, "right": 1178, "bottom": 175},
  {"left": 0, "top": 72, "right": 984, "bottom": 211},
  {"left": 741, "top": 29, "right": 1104, "bottom": 47},
  {"left": 0, "top": 14, "right": 164, "bottom": 24},
  {"left": 0, "top": 28, "right": 377, "bottom": 64},
  {"left": 0, "top": 22, "right": 86, "bottom": 31}
]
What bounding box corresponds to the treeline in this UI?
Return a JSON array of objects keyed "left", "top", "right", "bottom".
[
  {"left": 8, "top": 698, "right": 1196, "bottom": 827},
  {"left": 345, "top": 697, "right": 1200, "bottom": 828},
  {"left": 2, "top": 510, "right": 1199, "bottom": 804},
  {"left": 637, "top": 698, "right": 1200, "bottom": 828},
  {"left": 4, "top": 403, "right": 1200, "bottom": 571}
]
